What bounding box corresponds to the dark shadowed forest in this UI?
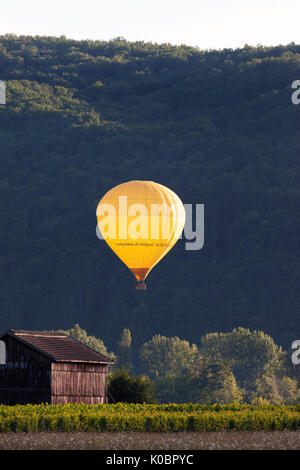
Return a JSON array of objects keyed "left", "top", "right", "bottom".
[{"left": 0, "top": 35, "right": 299, "bottom": 364}]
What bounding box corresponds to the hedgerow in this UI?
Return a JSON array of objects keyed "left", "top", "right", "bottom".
[{"left": 0, "top": 403, "right": 299, "bottom": 432}]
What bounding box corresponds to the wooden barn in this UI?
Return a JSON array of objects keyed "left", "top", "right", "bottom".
[{"left": 0, "top": 329, "right": 114, "bottom": 405}]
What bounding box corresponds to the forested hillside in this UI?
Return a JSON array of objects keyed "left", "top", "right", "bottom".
[{"left": 0, "top": 35, "right": 299, "bottom": 353}]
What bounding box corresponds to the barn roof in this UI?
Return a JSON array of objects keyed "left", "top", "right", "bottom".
[{"left": 0, "top": 329, "right": 114, "bottom": 364}]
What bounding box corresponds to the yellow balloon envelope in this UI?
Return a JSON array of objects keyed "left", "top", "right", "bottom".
[{"left": 96, "top": 181, "right": 185, "bottom": 289}]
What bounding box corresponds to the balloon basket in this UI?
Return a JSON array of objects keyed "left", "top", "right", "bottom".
[{"left": 136, "top": 280, "right": 146, "bottom": 291}]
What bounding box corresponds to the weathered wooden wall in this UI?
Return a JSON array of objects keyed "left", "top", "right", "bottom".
[
  {"left": 0, "top": 334, "right": 109, "bottom": 405},
  {"left": 51, "top": 362, "right": 108, "bottom": 404},
  {"left": 0, "top": 335, "right": 52, "bottom": 404}
]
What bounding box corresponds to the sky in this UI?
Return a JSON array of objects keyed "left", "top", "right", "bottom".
[{"left": 1, "top": 0, "right": 300, "bottom": 50}]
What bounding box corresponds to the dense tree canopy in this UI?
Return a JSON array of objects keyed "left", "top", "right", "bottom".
[
  {"left": 198, "top": 327, "right": 284, "bottom": 388},
  {"left": 0, "top": 35, "right": 299, "bottom": 357},
  {"left": 140, "top": 334, "right": 198, "bottom": 378},
  {"left": 55, "top": 324, "right": 300, "bottom": 404}
]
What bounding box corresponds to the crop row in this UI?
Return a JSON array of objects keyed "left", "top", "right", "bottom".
[
  {"left": 1, "top": 402, "right": 300, "bottom": 415},
  {"left": 0, "top": 405, "right": 299, "bottom": 432}
]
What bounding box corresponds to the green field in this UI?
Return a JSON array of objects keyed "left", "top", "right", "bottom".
[{"left": 1, "top": 403, "right": 300, "bottom": 433}]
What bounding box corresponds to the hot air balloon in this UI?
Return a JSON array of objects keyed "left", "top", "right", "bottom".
[{"left": 96, "top": 181, "right": 185, "bottom": 290}]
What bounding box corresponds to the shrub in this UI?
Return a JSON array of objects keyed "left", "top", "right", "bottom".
[{"left": 108, "top": 368, "right": 155, "bottom": 404}]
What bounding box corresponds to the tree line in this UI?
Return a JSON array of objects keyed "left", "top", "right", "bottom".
[{"left": 60, "top": 324, "right": 300, "bottom": 404}]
